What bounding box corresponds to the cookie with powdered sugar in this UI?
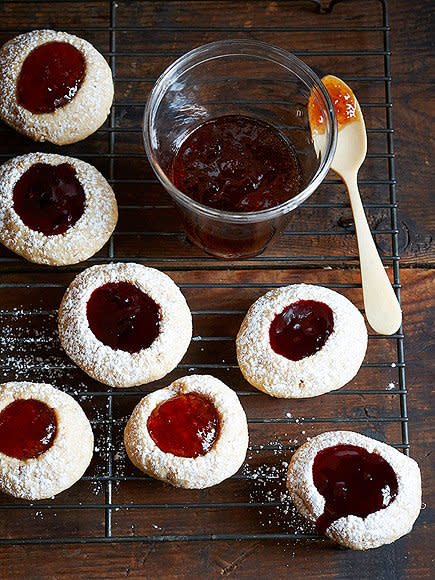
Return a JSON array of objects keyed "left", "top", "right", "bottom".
[
  {"left": 0, "top": 29, "right": 113, "bottom": 145},
  {"left": 124, "top": 375, "right": 249, "bottom": 489},
  {"left": 287, "top": 431, "right": 421, "bottom": 550},
  {"left": 0, "top": 382, "right": 94, "bottom": 501},
  {"left": 0, "top": 152, "right": 118, "bottom": 265},
  {"left": 236, "top": 284, "right": 368, "bottom": 398},
  {"left": 58, "top": 263, "right": 193, "bottom": 388}
]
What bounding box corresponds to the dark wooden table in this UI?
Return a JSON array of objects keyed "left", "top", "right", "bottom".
[{"left": 0, "top": 0, "right": 433, "bottom": 578}]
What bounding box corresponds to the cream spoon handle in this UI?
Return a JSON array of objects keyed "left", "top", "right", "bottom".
[{"left": 343, "top": 171, "right": 402, "bottom": 335}]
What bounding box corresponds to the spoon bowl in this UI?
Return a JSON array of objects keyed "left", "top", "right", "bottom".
[{"left": 331, "top": 99, "right": 367, "bottom": 177}]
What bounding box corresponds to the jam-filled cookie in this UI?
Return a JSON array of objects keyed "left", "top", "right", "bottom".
[
  {"left": 124, "top": 375, "right": 249, "bottom": 488},
  {"left": 58, "top": 263, "right": 192, "bottom": 388},
  {"left": 287, "top": 431, "right": 421, "bottom": 550},
  {"left": 0, "top": 382, "right": 94, "bottom": 500},
  {"left": 0, "top": 152, "right": 118, "bottom": 265},
  {"left": 0, "top": 29, "right": 113, "bottom": 145},
  {"left": 236, "top": 284, "right": 367, "bottom": 398}
]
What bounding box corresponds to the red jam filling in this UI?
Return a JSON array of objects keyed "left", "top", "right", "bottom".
[
  {"left": 17, "top": 41, "right": 86, "bottom": 114},
  {"left": 313, "top": 444, "right": 398, "bottom": 534},
  {"left": 309, "top": 75, "right": 358, "bottom": 134},
  {"left": 171, "top": 115, "right": 302, "bottom": 212},
  {"left": 13, "top": 162, "right": 86, "bottom": 236},
  {"left": 269, "top": 299, "right": 334, "bottom": 361},
  {"left": 147, "top": 393, "right": 220, "bottom": 458},
  {"left": 0, "top": 399, "right": 57, "bottom": 460},
  {"left": 86, "top": 282, "right": 160, "bottom": 353}
]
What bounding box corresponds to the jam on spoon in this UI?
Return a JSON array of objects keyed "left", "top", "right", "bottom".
[
  {"left": 0, "top": 399, "right": 57, "bottom": 460},
  {"left": 313, "top": 444, "right": 398, "bottom": 534},
  {"left": 13, "top": 162, "right": 86, "bottom": 236},
  {"left": 308, "top": 75, "right": 358, "bottom": 134},
  {"left": 17, "top": 41, "right": 86, "bottom": 114},
  {"left": 86, "top": 282, "right": 161, "bottom": 353},
  {"left": 171, "top": 115, "right": 302, "bottom": 212},
  {"left": 147, "top": 393, "right": 220, "bottom": 458},
  {"left": 269, "top": 300, "right": 334, "bottom": 361}
]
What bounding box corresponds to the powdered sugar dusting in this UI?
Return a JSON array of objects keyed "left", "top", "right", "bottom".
[
  {"left": 124, "top": 374, "right": 249, "bottom": 489},
  {"left": 287, "top": 430, "right": 422, "bottom": 550},
  {"left": 0, "top": 382, "right": 93, "bottom": 500},
  {"left": 58, "top": 263, "right": 192, "bottom": 388},
  {"left": 237, "top": 284, "right": 368, "bottom": 398},
  {"left": 0, "top": 29, "right": 114, "bottom": 145},
  {"left": 0, "top": 152, "right": 118, "bottom": 265}
]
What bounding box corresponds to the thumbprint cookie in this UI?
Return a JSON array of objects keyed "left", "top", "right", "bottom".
[
  {"left": 0, "top": 29, "right": 113, "bottom": 145},
  {"left": 0, "top": 153, "right": 118, "bottom": 265},
  {"left": 58, "top": 263, "right": 192, "bottom": 388},
  {"left": 287, "top": 431, "right": 421, "bottom": 550},
  {"left": 124, "top": 375, "right": 249, "bottom": 488},
  {"left": 236, "top": 284, "right": 367, "bottom": 398},
  {"left": 0, "top": 382, "right": 94, "bottom": 500}
]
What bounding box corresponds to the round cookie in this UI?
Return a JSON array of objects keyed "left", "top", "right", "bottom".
[
  {"left": 0, "top": 382, "right": 94, "bottom": 500},
  {"left": 287, "top": 431, "right": 421, "bottom": 550},
  {"left": 124, "top": 374, "right": 249, "bottom": 488},
  {"left": 58, "top": 263, "right": 193, "bottom": 388},
  {"left": 236, "top": 284, "right": 368, "bottom": 398},
  {"left": 0, "top": 29, "right": 113, "bottom": 145},
  {"left": 0, "top": 152, "right": 118, "bottom": 265}
]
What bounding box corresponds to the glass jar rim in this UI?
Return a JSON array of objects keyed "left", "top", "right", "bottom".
[{"left": 143, "top": 39, "right": 337, "bottom": 223}]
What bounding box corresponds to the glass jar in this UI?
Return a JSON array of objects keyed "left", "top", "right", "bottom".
[{"left": 144, "top": 40, "right": 336, "bottom": 259}]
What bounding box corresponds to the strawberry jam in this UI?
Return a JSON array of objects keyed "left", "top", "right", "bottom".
[
  {"left": 171, "top": 115, "right": 302, "bottom": 212},
  {"left": 13, "top": 162, "right": 85, "bottom": 236},
  {"left": 147, "top": 393, "right": 220, "bottom": 458},
  {"left": 17, "top": 41, "right": 86, "bottom": 114},
  {"left": 309, "top": 75, "right": 358, "bottom": 133},
  {"left": 313, "top": 444, "right": 398, "bottom": 534},
  {"left": 86, "top": 282, "right": 160, "bottom": 353},
  {"left": 269, "top": 300, "right": 334, "bottom": 361},
  {"left": 0, "top": 399, "right": 57, "bottom": 460}
]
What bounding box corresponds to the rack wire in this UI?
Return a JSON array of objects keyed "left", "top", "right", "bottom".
[{"left": 0, "top": 0, "right": 408, "bottom": 545}]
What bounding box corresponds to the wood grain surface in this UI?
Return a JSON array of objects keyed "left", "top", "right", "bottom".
[{"left": 0, "top": 0, "right": 433, "bottom": 578}]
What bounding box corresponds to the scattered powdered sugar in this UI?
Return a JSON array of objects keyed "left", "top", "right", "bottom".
[
  {"left": 243, "top": 438, "right": 315, "bottom": 535},
  {"left": 112, "top": 435, "right": 129, "bottom": 489},
  {"left": 0, "top": 308, "right": 67, "bottom": 381},
  {"left": 0, "top": 302, "right": 410, "bottom": 543},
  {"left": 0, "top": 307, "right": 115, "bottom": 498},
  {"left": 0, "top": 305, "right": 144, "bottom": 502}
]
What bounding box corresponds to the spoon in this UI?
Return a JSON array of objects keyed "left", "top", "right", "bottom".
[{"left": 309, "top": 74, "right": 402, "bottom": 335}]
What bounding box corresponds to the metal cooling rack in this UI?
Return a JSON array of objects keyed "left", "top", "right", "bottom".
[{"left": 0, "top": 0, "right": 408, "bottom": 545}]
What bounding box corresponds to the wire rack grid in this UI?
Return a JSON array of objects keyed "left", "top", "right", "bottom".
[{"left": 0, "top": 0, "right": 408, "bottom": 546}]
